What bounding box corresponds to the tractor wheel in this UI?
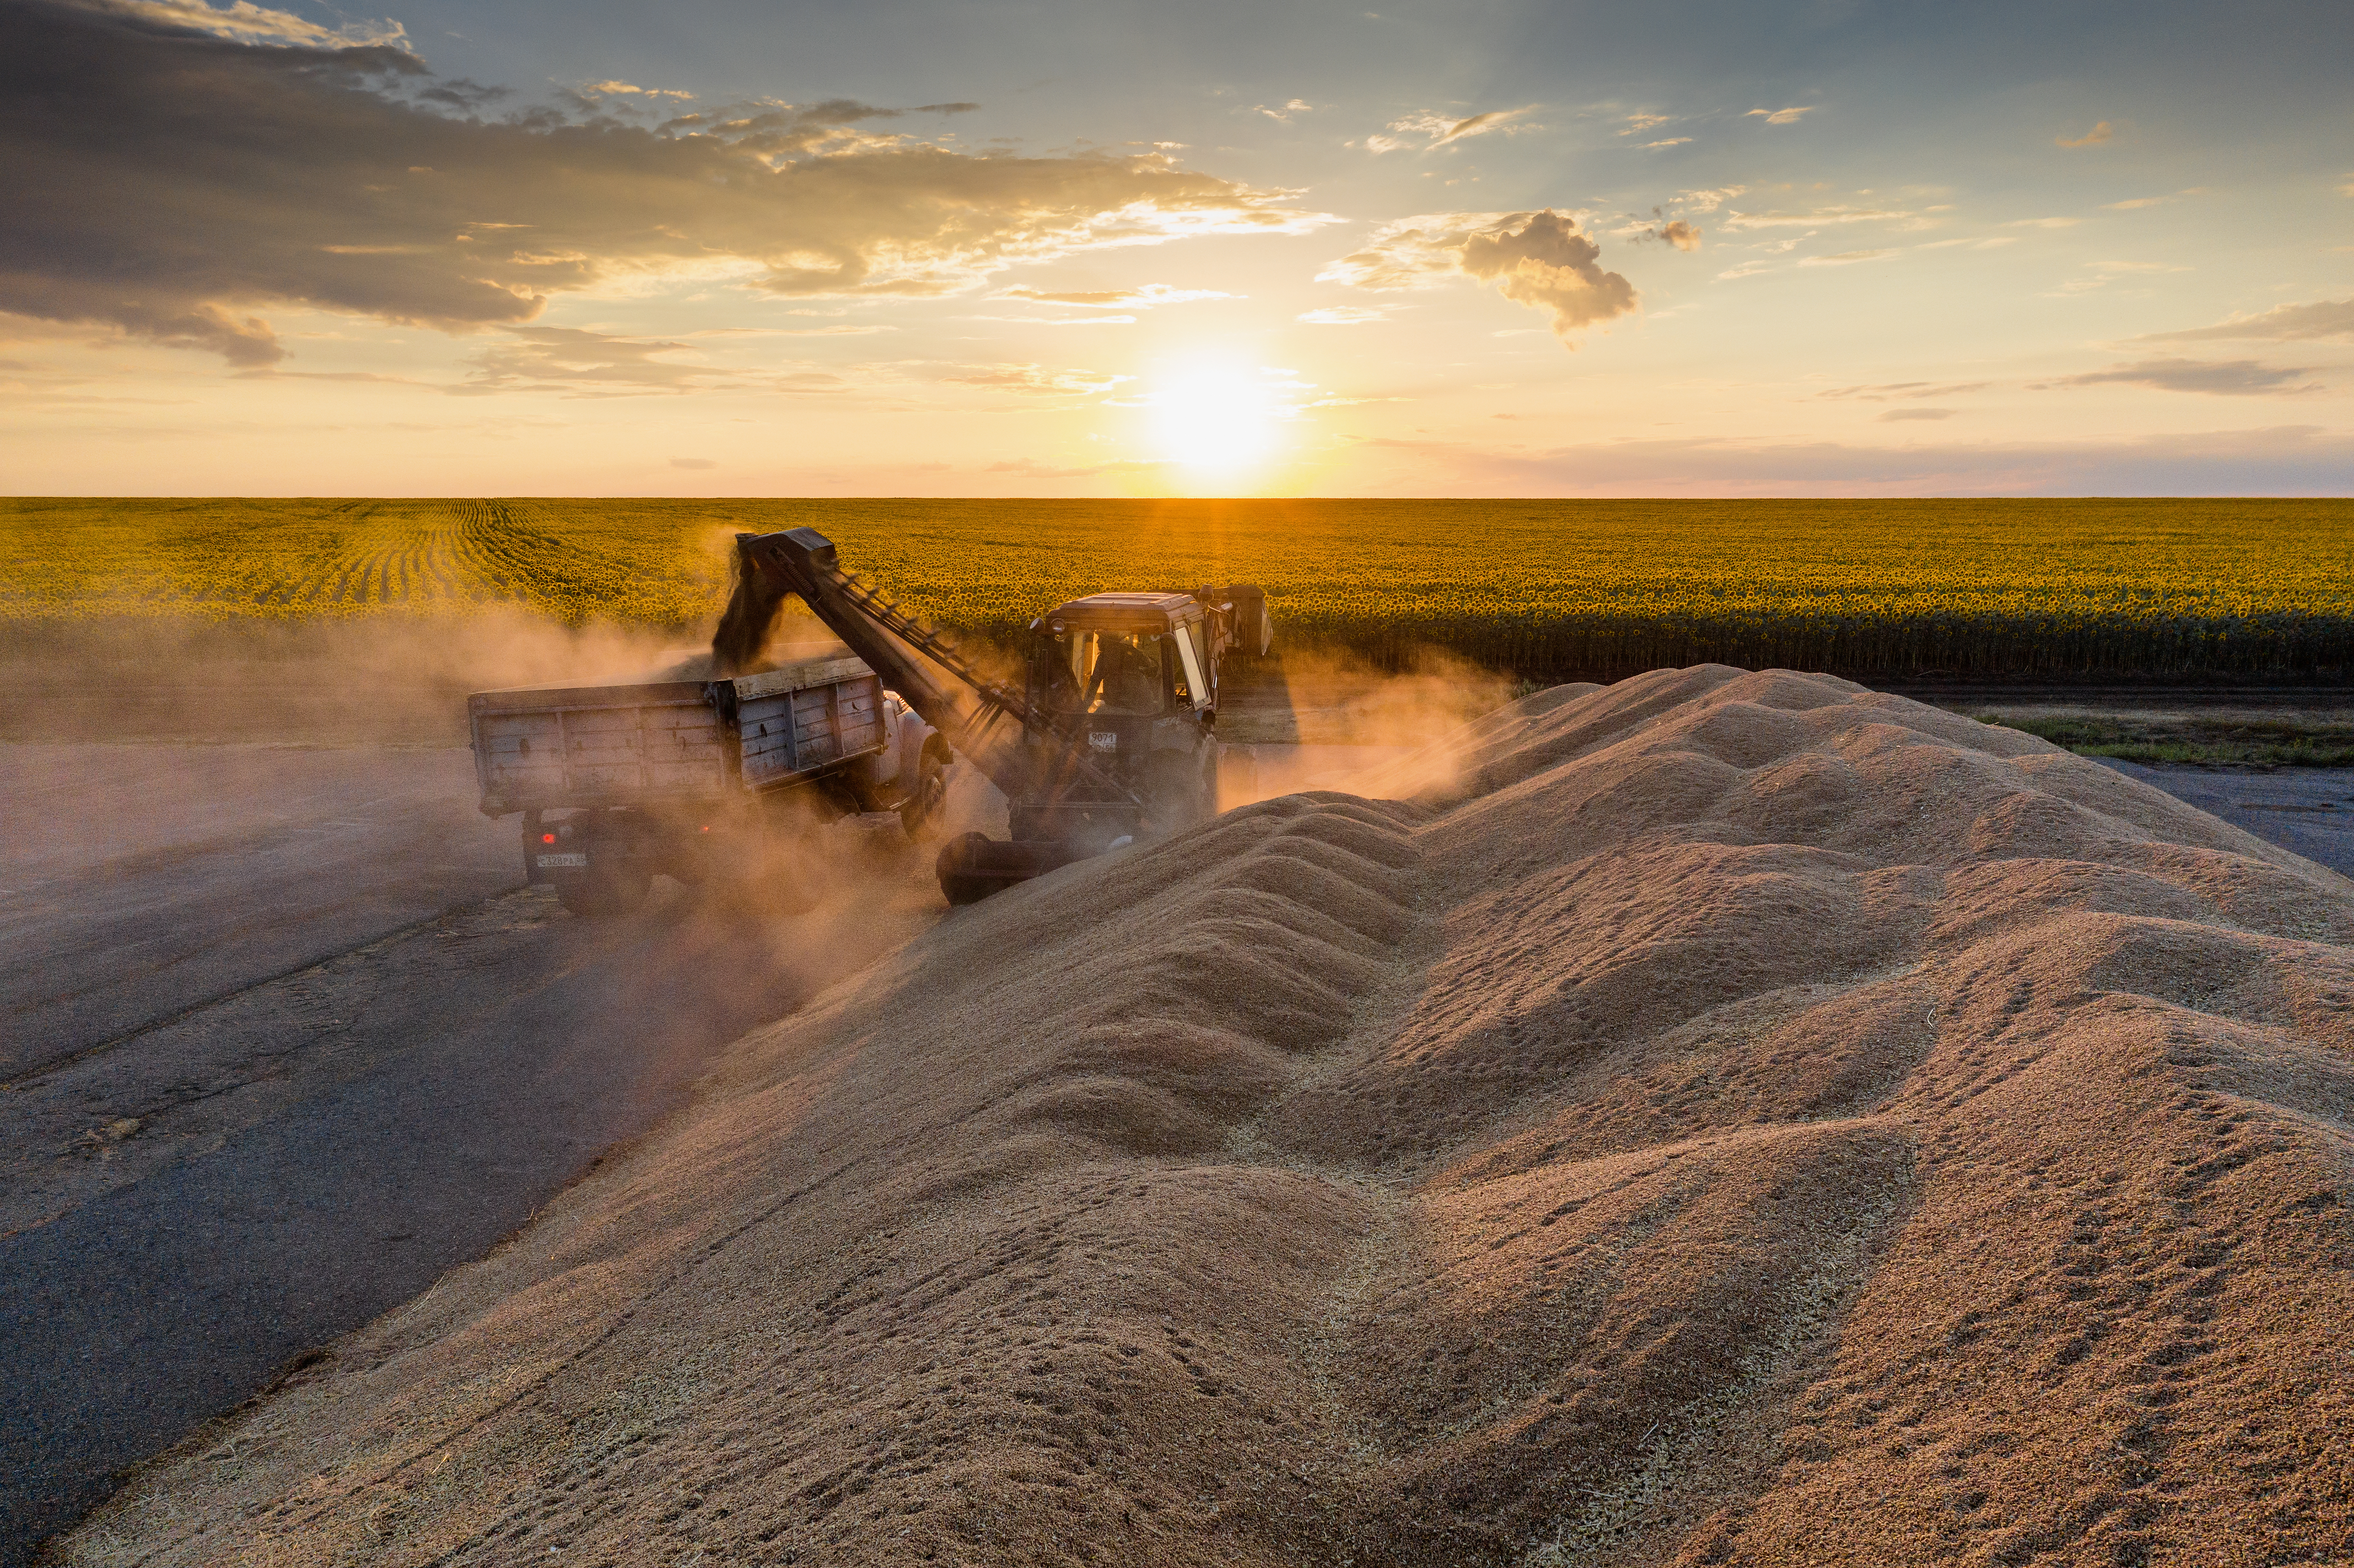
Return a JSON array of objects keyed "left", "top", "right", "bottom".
[{"left": 936, "top": 831, "right": 998, "bottom": 905}]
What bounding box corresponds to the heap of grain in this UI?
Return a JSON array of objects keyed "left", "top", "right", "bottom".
[{"left": 67, "top": 668, "right": 2353, "bottom": 1566}]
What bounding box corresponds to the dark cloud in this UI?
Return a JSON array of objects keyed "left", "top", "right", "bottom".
[
  {"left": 0, "top": 0, "right": 1309, "bottom": 364},
  {"left": 1319, "top": 209, "right": 1637, "bottom": 344},
  {"left": 2036, "top": 357, "right": 2322, "bottom": 396},
  {"left": 445, "top": 326, "right": 845, "bottom": 396},
  {"left": 2139, "top": 298, "right": 2354, "bottom": 342}
]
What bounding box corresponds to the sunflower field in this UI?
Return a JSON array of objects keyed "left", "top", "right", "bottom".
[{"left": 5, "top": 496, "right": 2350, "bottom": 681}]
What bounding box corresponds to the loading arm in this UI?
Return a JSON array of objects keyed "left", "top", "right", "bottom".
[{"left": 726, "top": 528, "right": 1134, "bottom": 811}]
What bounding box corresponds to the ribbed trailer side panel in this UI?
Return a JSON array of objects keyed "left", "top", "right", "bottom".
[
  {"left": 468, "top": 656, "right": 892, "bottom": 815},
  {"left": 474, "top": 699, "right": 730, "bottom": 807},
  {"left": 738, "top": 675, "right": 883, "bottom": 787}
]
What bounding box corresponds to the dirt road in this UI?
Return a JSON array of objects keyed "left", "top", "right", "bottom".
[
  {"left": 0, "top": 744, "right": 945, "bottom": 1564},
  {"left": 3, "top": 737, "right": 2349, "bottom": 1565}
]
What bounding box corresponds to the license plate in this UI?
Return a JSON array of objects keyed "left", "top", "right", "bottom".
[
  {"left": 535, "top": 852, "right": 588, "bottom": 868},
  {"left": 1088, "top": 731, "right": 1118, "bottom": 751}
]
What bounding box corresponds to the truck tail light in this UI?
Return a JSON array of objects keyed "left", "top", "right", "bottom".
[{"left": 541, "top": 832, "right": 557, "bottom": 844}]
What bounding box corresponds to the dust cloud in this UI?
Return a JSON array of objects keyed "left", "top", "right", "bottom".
[
  {"left": 0, "top": 602, "right": 850, "bottom": 747},
  {"left": 1217, "top": 641, "right": 1516, "bottom": 806}
]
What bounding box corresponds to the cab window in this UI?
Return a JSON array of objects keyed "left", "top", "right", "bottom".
[{"left": 1045, "top": 630, "right": 1167, "bottom": 716}]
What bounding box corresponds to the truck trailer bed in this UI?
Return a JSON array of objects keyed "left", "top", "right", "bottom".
[{"left": 468, "top": 655, "right": 882, "bottom": 815}]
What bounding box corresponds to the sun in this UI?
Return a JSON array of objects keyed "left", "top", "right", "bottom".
[{"left": 1149, "top": 364, "right": 1281, "bottom": 473}]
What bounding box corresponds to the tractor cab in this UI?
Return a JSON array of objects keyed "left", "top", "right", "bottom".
[{"left": 1028, "top": 592, "right": 1217, "bottom": 723}]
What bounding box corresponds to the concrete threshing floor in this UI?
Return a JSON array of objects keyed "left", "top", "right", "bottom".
[
  {"left": 2, "top": 735, "right": 2351, "bottom": 1564},
  {"left": 0, "top": 743, "right": 947, "bottom": 1564}
]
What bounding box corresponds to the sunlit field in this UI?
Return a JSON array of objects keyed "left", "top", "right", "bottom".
[{"left": 5, "top": 497, "right": 2351, "bottom": 681}]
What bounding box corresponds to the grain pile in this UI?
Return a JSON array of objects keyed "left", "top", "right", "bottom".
[{"left": 62, "top": 667, "right": 2354, "bottom": 1567}]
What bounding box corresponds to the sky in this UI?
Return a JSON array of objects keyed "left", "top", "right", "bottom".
[{"left": 3, "top": 0, "right": 2350, "bottom": 496}]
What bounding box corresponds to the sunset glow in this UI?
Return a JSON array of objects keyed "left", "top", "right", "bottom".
[{"left": 0, "top": 0, "right": 2346, "bottom": 496}]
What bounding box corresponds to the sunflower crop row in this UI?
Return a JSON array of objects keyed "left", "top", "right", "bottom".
[{"left": 6, "top": 496, "right": 2349, "bottom": 680}]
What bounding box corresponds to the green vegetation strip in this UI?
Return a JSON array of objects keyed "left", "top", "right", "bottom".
[
  {"left": 5, "top": 497, "right": 2351, "bottom": 681},
  {"left": 1981, "top": 713, "right": 2354, "bottom": 768}
]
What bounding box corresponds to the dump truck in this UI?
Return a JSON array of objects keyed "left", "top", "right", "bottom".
[
  {"left": 716, "top": 528, "right": 1270, "bottom": 904},
  {"left": 467, "top": 653, "right": 948, "bottom": 914}
]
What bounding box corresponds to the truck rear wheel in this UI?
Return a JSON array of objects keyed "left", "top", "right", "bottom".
[
  {"left": 554, "top": 866, "right": 650, "bottom": 917},
  {"left": 900, "top": 745, "right": 950, "bottom": 841}
]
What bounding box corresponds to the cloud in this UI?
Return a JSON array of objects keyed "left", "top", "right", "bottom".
[
  {"left": 1319, "top": 209, "right": 1635, "bottom": 344},
  {"left": 1642, "top": 138, "right": 1692, "bottom": 149},
  {"left": 1719, "top": 205, "right": 1911, "bottom": 230},
  {"left": 1821, "top": 380, "right": 1991, "bottom": 401},
  {"left": 454, "top": 326, "right": 727, "bottom": 395},
  {"left": 2139, "top": 298, "right": 2354, "bottom": 343},
  {"left": 1618, "top": 112, "right": 1672, "bottom": 136},
  {"left": 1252, "top": 99, "right": 1313, "bottom": 122},
  {"left": 2056, "top": 121, "right": 2115, "bottom": 147},
  {"left": 1364, "top": 106, "right": 1531, "bottom": 152},
  {"left": 1633, "top": 220, "right": 1701, "bottom": 251},
  {"left": 1676, "top": 187, "right": 1748, "bottom": 212},
  {"left": 60, "top": 0, "right": 407, "bottom": 50},
  {"left": 0, "top": 0, "right": 1322, "bottom": 364},
  {"left": 996, "top": 284, "right": 1238, "bottom": 309},
  {"left": 1878, "top": 408, "right": 1956, "bottom": 421},
  {"left": 1799, "top": 249, "right": 1896, "bottom": 266},
  {"left": 1746, "top": 106, "right": 1815, "bottom": 125},
  {"left": 1297, "top": 305, "right": 1386, "bottom": 324},
  {"left": 2035, "top": 357, "right": 2321, "bottom": 396},
  {"left": 2005, "top": 216, "right": 2082, "bottom": 229},
  {"left": 581, "top": 79, "right": 693, "bottom": 103},
  {"left": 944, "top": 364, "right": 1130, "bottom": 396}
]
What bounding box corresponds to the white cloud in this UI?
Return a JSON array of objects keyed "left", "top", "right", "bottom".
[
  {"left": 2056, "top": 121, "right": 2115, "bottom": 148},
  {"left": 1618, "top": 112, "right": 1672, "bottom": 136},
  {"left": 582, "top": 80, "right": 694, "bottom": 102},
  {"left": 1676, "top": 187, "right": 1748, "bottom": 212},
  {"left": 1642, "top": 137, "right": 1692, "bottom": 149},
  {"left": 2005, "top": 217, "right": 2083, "bottom": 229},
  {"left": 1719, "top": 206, "right": 1911, "bottom": 231},
  {"left": 996, "top": 284, "right": 1239, "bottom": 309},
  {"left": 1365, "top": 106, "right": 1533, "bottom": 153},
  {"left": 1746, "top": 106, "right": 1815, "bottom": 125},
  {"left": 2139, "top": 298, "right": 2354, "bottom": 343},
  {"left": 1253, "top": 99, "right": 1314, "bottom": 122},
  {"left": 1799, "top": 249, "right": 1896, "bottom": 266},
  {"left": 945, "top": 364, "right": 1130, "bottom": 396},
  {"left": 1297, "top": 306, "right": 1387, "bottom": 324}
]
